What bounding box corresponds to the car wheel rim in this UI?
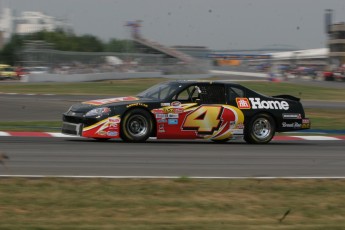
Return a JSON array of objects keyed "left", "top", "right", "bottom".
[
  {"left": 253, "top": 118, "right": 271, "bottom": 140},
  {"left": 127, "top": 115, "right": 148, "bottom": 137}
]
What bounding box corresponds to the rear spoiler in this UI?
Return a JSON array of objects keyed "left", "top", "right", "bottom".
[{"left": 272, "top": 95, "right": 300, "bottom": 102}]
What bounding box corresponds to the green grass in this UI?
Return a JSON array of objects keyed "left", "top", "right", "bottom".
[
  {"left": 0, "top": 78, "right": 167, "bottom": 96},
  {"left": 305, "top": 108, "right": 345, "bottom": 130},
  {"left": 0, "top": 121, "right": 61, "bottom": 132},
  {"left": 0, "top": 178, "right": 345, "bottom": 229},
  {"left": 0, "top": 79, "right": 344, "bottom": 101},
  {"left": 239, "top": 81, "right": 345, "bottom": 101}
]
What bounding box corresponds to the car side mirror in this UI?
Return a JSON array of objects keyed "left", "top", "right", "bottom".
[{"left": 195, "top": 98, "right": 201, "bottom": 105}]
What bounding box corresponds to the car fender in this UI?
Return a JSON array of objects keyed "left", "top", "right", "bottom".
[{"left": 121, "top": 105, "right": 157, "bottom": 136}]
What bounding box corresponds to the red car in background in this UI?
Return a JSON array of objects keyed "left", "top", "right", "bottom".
[
  {"left": 324, "top": 66, "right": 345, "bottom": 81},
  {"left": 15, "top": 67, "right": 31, "bottom": 79}
]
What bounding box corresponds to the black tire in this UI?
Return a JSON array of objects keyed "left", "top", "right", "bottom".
[
  {"left": 93, "top": 138, "right": 110, "bottom": 142},
  {"left": 120, "top": 109, "right": 153, "bottom": 142},
  {"left": 211, "top": 139, "right": 230, "bottom": 143},
  {"left": 244, "top": 114, "right": 275, "bottom": 144}
]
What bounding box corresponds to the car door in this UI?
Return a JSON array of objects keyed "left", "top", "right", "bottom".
[{"left": 156, "top": 83, "right": 245, "bottom": 140}]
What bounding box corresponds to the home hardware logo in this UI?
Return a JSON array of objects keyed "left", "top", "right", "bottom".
[{"left": 249, "top": 98, "right": 289, "bottom": 110}]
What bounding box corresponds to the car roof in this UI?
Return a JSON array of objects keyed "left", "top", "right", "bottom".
[{"left": 166, "top": 80, "right": 243, "bottom": 87}]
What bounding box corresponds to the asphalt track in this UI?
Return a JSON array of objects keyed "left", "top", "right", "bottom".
[
  {"left": 0, "top": 77, "right": 344, "bottom": 178},
  {"left": 0, "top": 136, "right": 344, "bottom": 177}
]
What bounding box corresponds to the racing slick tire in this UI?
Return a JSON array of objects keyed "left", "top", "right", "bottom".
[
  {"left": 211, "top": 139, "right": 230, "bottom": 143},
  {"left": 120, "top": 108, "right": 153, "bottom": 142},
  {"left": 244, "top": 113, "right": 275, "bottom": 144},
  {"left": 93, "top": 138, "right": 110, "bottom": 141}
]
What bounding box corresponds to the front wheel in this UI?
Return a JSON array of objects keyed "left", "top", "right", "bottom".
[
  {"left": 244, "top": 114, "right": 275, "bottom": 144},
  {"left": 120, "top": 109, "right": 153, "bottom": 142}
]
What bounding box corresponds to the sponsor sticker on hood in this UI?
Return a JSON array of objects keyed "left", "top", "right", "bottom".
[{"left": 82, "top": 96, "right": 139, "bottom": 105}]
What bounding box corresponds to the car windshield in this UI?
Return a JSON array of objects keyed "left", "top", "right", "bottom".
[{"left": 137, "top": 82, "right": 182, "bottom": 100}]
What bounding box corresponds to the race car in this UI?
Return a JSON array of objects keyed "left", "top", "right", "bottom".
[{"left": 62, "top": 80, "right": 310, "bottom": 144}]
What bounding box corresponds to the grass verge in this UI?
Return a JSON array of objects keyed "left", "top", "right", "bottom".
[
  {"left": 0, "top": 121, "right": 61, "bottom": 132},
  {"left": 238, "top": 81, "right": 345, "bottom": 101},
  {"left": 0, "top": 78, "right": 167, "bottom": 96},
  {"left": 0, "top": 178, "right": 345, "bottom": 229},
  {"left": 304, "top": 108, "right": 345, "bottom": 130}
]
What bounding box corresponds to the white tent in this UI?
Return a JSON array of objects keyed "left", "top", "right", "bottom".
[{"left": 105, "top": 56, "right": 123, "bottom": 65}]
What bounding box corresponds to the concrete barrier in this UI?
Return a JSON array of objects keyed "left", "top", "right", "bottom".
[
  {"left": 21, "top": 72, "right": 162, "bottom": 82},
  {"left": 21, "top": 72, "right": 212, "bottom": 82},
  {"left": 210, "top": 70, "right": 268, "bottom": 78}
]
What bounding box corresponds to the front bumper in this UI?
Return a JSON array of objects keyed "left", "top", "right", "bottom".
[
  {"left": 62, "top": 112, "right": 121, "bottom": 139},
  {"left": 61, "top": 122, "right": 83, "bottom": 136}
]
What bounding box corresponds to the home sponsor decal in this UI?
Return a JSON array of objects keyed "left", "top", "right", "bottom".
[
  {"left": 236, "top": 98, "right": 289, "bottom": 110},
  {"left": 249, "top": 98, "right": 289, "bottom": 110}
]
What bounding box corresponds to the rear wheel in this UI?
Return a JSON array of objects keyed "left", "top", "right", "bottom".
[
  {"left": 244, "top": 114, "right": 275, "bottom": 144},
  {"left": 120, "top": 109, "right": 153, "bottom": 142}
]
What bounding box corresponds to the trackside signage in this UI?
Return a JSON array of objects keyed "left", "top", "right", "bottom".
[{"left": 249, "top": 98, "right": 289, "bottom": 110}]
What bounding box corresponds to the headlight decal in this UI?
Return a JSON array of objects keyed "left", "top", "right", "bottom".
[{"left": 85, "top": 107, "right": 111, "bottom": 117}]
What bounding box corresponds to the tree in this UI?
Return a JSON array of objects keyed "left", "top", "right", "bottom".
[
  {"left": 0, "top": 30, "right": 136, "bottom": 65},
  {"left": 104, "top": 38, "right": 136, "bottom": 53},
  {"left": 0, "top": 34, "right": 24, "bottom": 65},
  {"left": 76, "top": 35, "right": 104, "bottom": 52}
]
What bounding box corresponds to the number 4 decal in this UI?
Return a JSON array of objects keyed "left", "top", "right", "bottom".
[{"left": 182, "top": 106, "right": 223, "bottom": 134}]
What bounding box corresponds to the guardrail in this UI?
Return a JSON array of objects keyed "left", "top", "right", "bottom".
[{"left": 21, "top": 72, "right": 212, "bottom": 82}]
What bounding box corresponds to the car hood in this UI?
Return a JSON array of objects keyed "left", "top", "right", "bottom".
[
  {"left": 82, "top": 96, "right": 140, "bottom": 106},
  {"left": 69, "top": 96, "right": 157, "bottom": 113}
]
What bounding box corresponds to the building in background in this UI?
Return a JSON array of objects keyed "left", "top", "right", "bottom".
[
  {"left": 328, "top": 23, "right": 345, "bottom": 67},
  {"left": 0, "top": 7, "right": 13, "bottom": 45},
  {"left": 14, "top": 11, "right": 72, "bottom": 35},
  {"left": 0, "top": 7, "right": 72, "bottom": 47},
  {"left": 325, "top": 9, "right": 345, "bottom": 68}
]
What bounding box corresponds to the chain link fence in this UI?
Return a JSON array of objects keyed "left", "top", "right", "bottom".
[{"left": 17, "top": 41, "right": 210, "bottom": 75}]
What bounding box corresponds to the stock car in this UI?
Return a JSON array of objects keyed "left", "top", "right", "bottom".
[{"left": 62, "top": 80, "right": 310, "bottom": 144}]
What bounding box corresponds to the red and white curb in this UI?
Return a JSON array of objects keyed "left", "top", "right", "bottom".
[
  {"left": 0, "top": 131, "right": 76, "bottom": 138},
  {"left": 273, "top": 135, "right": 345, "bottom": 141},
  {"left": 0, "top": 131, "right": 344, "bottom": 141}
]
